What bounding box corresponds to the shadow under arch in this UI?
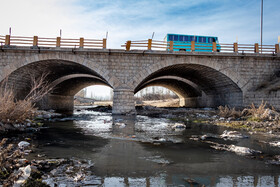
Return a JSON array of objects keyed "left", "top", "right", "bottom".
[
  {"left": 134, "top": 64, "right": 243, "bottom": 108},
  {"left": 135, "top": 77, "right": 204, "bottom": 107}
]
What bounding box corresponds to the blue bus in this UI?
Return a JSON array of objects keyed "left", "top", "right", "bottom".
[{"left": 165, "top": 33, "right": 221, "bottom": 52}]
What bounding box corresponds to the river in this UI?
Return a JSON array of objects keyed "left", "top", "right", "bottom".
[{"left": 26, "top": 107, "right": 280, "bottom": 186}]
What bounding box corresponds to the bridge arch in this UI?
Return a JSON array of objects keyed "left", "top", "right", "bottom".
[
  {"left": 135, "top": 76, "right": 204, "bottom": 107},
  {"left": 133, "top": 63, "right": 243, "bottom": 108},
  {"left": 49, "top": 74, "right": 111, "bottom": 96},
  {"left": 0, "top": 55, "right": 115, "bottom": 112},
  {"left": 128, "top": 56, "right": 247, "bottom": 92},
  {"left": 0, "top": 53, "right": 120, "bottom": 87}
]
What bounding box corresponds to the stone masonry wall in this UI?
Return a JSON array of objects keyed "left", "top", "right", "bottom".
[{"left": 112, "top": 89, "right": 135, "bottom": 115}]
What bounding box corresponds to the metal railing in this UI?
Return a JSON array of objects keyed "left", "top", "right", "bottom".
[
  {"left": 122, "top": 39, "right": 280, "bottom": 54},
  {"left": 0, "top": 35, "right": 106, "bottom": 49}
]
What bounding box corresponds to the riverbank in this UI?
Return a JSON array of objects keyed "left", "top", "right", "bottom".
[
  {"left": 136, "top": 105, "right": 280, "bottom": 135},
  {"left": 1, "top": 103, "right": 280, "bottom": 186},
  {"left": 89, "top": 98, "right": 180, "bottom": 108},
  {"left": 0, "top": 137, "right": 95, "bottom": 186}
]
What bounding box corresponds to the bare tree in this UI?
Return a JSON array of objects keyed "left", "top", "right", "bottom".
[{"left": 24, "top": 72, "right": 53, "bottom": 103}]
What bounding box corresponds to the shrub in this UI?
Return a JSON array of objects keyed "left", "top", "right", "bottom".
[
  {"left": 218, "top": 106, "right": 242, "bottom": 118},
  {"left": 0, "top": 73, "right": 52, "bottom": 129},
  {"left": 0, "top": 89, "right": 36, "bottom": 125},
  {"left": 244, "top": 101, "right": 277, "bottom": 121}
]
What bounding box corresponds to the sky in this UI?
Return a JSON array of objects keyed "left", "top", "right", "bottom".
[
  {"left": 1, "top": 0, "right": 279, "bottom": 98},
  {"left": 1, "top": 0, "right": 279, "bottom": 47}
]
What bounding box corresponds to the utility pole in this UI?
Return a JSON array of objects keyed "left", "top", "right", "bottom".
[{"left": 260, "top": 0, "right": 263, "bottom": 53}]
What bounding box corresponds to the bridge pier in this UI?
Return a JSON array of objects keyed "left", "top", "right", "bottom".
[
  {"left": 179, "top": 96, "right": 215, "bottom": 108},
  {"left": 180, "top": 97, "right": 204, "bottom": 108},
  {"left": 179, "top": 92, "right": 243, "bottom": 108},
  {"left": 37, "top": 94, "right": 74, "bottom": 113},
  {"left": 112, "top": 89, "right": 136, "bottom": 115},
  {"left": 179, "top": 92, "right": 215, "bottom": 108}
]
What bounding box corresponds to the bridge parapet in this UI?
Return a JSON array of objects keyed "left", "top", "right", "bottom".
[
  {"left": 122, "top": 39, "right": 279, "bottom": 55},
  {"left": 1, "top": 34, "right": 279, "bottom": 55},
  {"left": 0, "top": 35, "right": 106, "bottom": 49}
]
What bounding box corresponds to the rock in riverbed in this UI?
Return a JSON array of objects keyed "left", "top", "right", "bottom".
[
  {"left": 228, "top": 145, "right": 261, "bottom": 155},
  {"left": 18, "top": 141, "right": 30, "bottom": 149},
  {"left": 269, "top": 141, "right": 280, "bottom": 147},
  {"left": 210, "top": 142, "right": 262, "bottom": 156},
  {"left": 220, "top": 130, "right": 248, "bottom": 139},
  {"left": 171, "top": 123, "right": 186, "bottom": 131},
  {"left": 14, "top": 165, "right": 31, "bottom": 187}
]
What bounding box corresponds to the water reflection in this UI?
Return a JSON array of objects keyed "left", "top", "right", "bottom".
[
  {"left": 45, "top": 175, "right": 280, "bottom": 186},
  {"left": 112, "top": 115, "right": 136, "bottom": 136},
  {"left": 31, "top": 109, "right": 280, "bottom": 186},
  {"left": 32, "top": 120, "right": 110, "bottom": 158}
]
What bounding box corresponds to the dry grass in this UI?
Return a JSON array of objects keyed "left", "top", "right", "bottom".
[
  {"left": 218, "top": 101, "right": 279, "bottom": 121},
  {"left": 218, "top": 106, "right": 242, "bottom": 118},
  {"left": 0, "top": 89, "right": 36, "bottom": 125},
  {"left": 0, "top": 72, "right": 53, "bottom": 127},
  {"left": 244, "top": 101, "right": 279, "bottom": 121},
  {"left": 246, "top": 101, "right": 269, "bottom": 120}
]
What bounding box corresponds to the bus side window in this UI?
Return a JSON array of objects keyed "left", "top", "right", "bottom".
[
  {"left": 168, "top": 35, "right": 173, "bottom": 41},
  {"left": 190, "top": 36, "right": 195, "bottom": 41},
  {"left": 179, "top": 35, "right": 183, "bottom": 41},
  {"left": 199, "top": 37, "right": 206, "bottom": 43},
  {"left": 174, "top": 35, "right": 178, "bottom": 41}
]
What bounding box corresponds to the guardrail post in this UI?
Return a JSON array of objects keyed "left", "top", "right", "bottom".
[
  {"left": 103, "top": 38, "right": 106, "bottom": 49},
  {"left": 79, "top": 37, "right": 84, "bottom": 48},
  {"left": 148, "top": 39, "right": 152, "bottom": 50},
  {"left": 254, "top": 43, "right": 259, "bottom": 53},
  {"left": 233, "top": 43, "right": 238, "bottom": 53},
  {"left": 276, "top": 44, "right": 279, "bottom": 54},
  {"left": 33, "top": 36, "right": 38, "bottom": 46},
  {"left": 191, "top": 41, "right": 195, "bottom": 51},
  {"left": 56, "top": 37, "right": 61, "bottom": 47},
  {"left": 126, "top": 40, "right": 131, "bottom": 51},
  {"left": 169, "top": 41, "right": 173, "bottom": 51},
  {"left": 212, "top": 42, "right": 217, "bottom": 52},
  {"left": 5, "top": 35, "right": 10, "bottom": 46}
]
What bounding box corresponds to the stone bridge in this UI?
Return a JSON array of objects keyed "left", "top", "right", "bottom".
[{"left": 0, "top": 47, "right": 280, "bottom": 114}]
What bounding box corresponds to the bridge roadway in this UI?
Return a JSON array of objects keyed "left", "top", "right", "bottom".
[{"left": 0, "top": 47, "right": 280, "bottom": 114}]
